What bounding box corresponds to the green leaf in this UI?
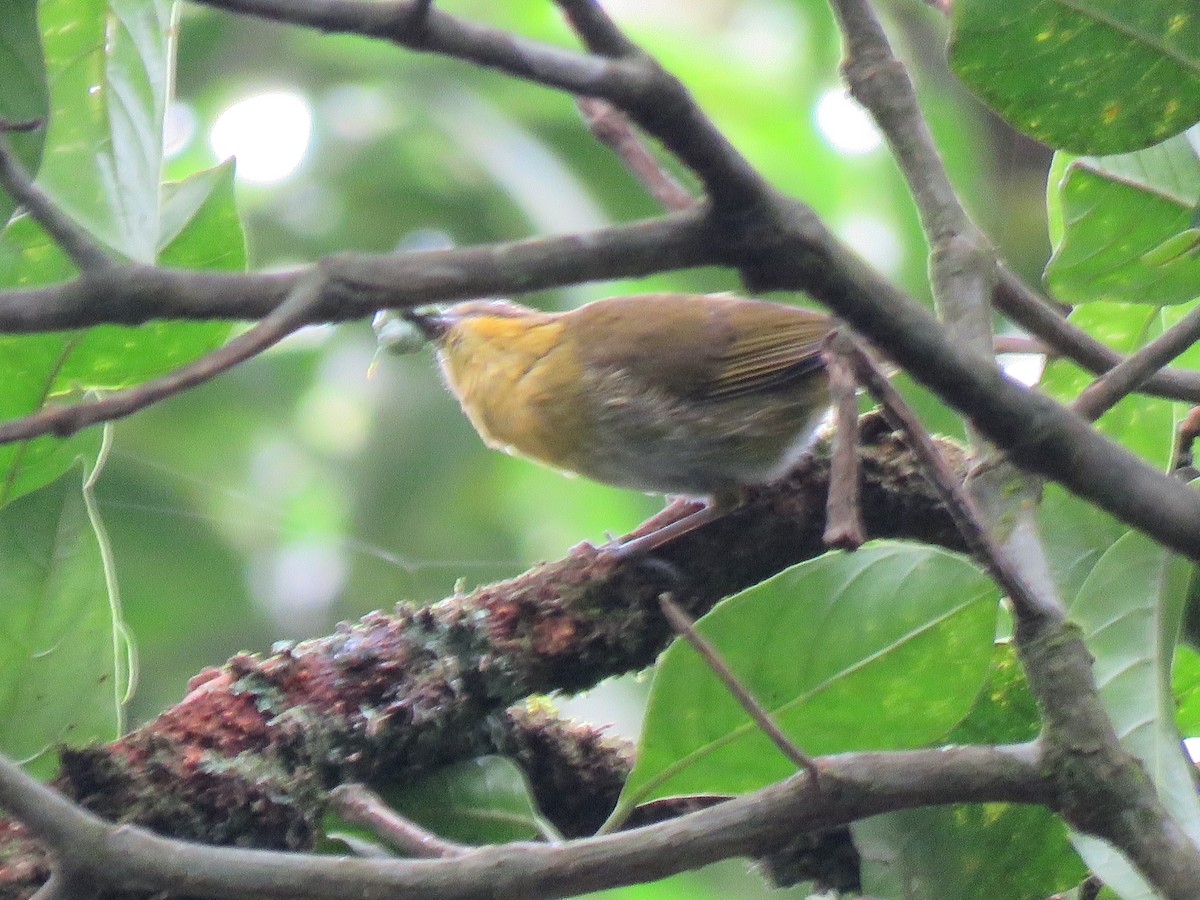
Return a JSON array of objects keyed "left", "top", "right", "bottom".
[
  {"left": 35, "top": 0, "right": 175, "bottom": 262},
  {"left": 944, "top": 642, "right": 1040, "bottom": 745},
  {"left": 0, "top": 446, "right": 131, "bottom": 778},
  {"left": 617, "top": 543, "right": 999, "bottom": 813},
  {"left": 1037, "top": 485, "right": 1129, "bottom": 607},
  {"left": 0, "top": 0, "right": 48, "bottom": 227},
  {"left": 950, "top": 0, "right": 1200, "bottom": 154},
  {"left": 390, "top": 756, "right": 555, "bottom": 845},
  {"left": 1067, "top": 530, "right": 1200, "bottom": 898},
  {"left": 0, "top": 330, "right": 97, "bottom": 507},
  {"left": 1173, "top": 643, "right": 1200, "bottom": 737},
  {"left": 1045, "top": 134, "right": 1200, "bottom": 306},
  {"left": 322, "top": 756, "right": 555, "bottom": 851},
  {"left": 157, "top": 160, "right": 246, "bottom": 264},
  {"left": 857, "top": 803, "right": 1085, "bottom": 900},
  {"left": 856, "top": 644, "right": 1084, "bottom": 899}
]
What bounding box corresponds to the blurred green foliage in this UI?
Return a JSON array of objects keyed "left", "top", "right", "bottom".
[
  {"left": 119, "top": 0, "right": 1017, "bottom": 725},
  {"left": 9, "top": 0, "right": 1200, "bottom": 897}
]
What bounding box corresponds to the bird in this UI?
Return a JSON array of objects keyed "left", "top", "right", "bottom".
[{"left": 399, "top": 293, "right": 833, "bottom": 555}]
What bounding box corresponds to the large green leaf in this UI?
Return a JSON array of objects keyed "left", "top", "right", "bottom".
[
  {"left": 615, "top": 543, "right": 998, "bottom": 817},
  {"left": 0, "top": 144, "right": 243, "bottom": 505},
  {"left": 950, "top": 0, "right": 1200, "bottom": 154},
  {"left": 1037, "top": 485, "right": 1129, "bottom": 605},
  {"left": 1066, "top": 531, "right": 1200, "bottom": 899},
  {"left": 857, "top": 803, "right": 1084, "bottom": 900},
  {"left": 1045, "top": 133, "right": 1200, "bottom": 306},
  {"left": 856, "top": 644, "right": 1085, "bottom": 899},
  {"left": 0, "top": 0, "right": 48, "bottom": 227},
  {"left": 0, "top": 5, "right": 244, "bottom": 515},
  {"left": 0, "top": 446, "right": 131, "bottom": 778},
  {"left": 383, "top": 756, "right": 555, "bottom": 846},
  {"left": 35, "top": 0, "right": 174, "bottom": 262}
]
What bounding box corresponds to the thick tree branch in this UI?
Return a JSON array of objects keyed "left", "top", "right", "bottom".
[
  {"left": 0, "top": 743, "right": 1045, "bottom": 900},
  {"left": 0, "top": 211, "right": 715, "bottom": 332},
  {"left": 0, "top": 423, "right": 962, "bottom": 894}
]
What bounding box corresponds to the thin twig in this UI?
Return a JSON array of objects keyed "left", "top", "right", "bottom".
[
  {"left": 328, "top": 784, "right": 469, "bottom": 858},
  {"left": 0, "top": 122, "right": 112, "bottom": 271},
  {"left": 0, "top": 272, "right": 326, "bottom": 446},
  {"left": 994, "top": 271, "right": 1200, "bottom": 403},
  {"left": 576, "top": 98, "right": 695, "bottom": 212},
  {"left": 657, "top": 594, "right": 820, "bottom": 785},
  {"left": 0, "top": 118, "right": 42, "bottom": 133},
  {"left": 1171, "top": 407, "right": 1200, "bottom": 477},
  {"left": 1072, "top": 303, "right": 1200, "bottom": 421},
  {"left": 836, "top": 337, "right": 1057, "bottom": 624},
  {"left": 823, "top": 328, "right": 864, "bottom": 549}
]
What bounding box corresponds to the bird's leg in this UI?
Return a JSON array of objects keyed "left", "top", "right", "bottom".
[{"left": 606, "top": 491, "right": 742, "bottom": 558}]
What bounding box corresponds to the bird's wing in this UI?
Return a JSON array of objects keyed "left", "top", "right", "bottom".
[{"left": 701, "top": 305, "right": 829, "bottom": 400}]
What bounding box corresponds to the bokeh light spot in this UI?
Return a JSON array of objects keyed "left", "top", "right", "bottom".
[
  {"left": 815, "top": 87, "right": 883, "bottom": 155},
  {"left": 210, "top": 90, "right": 313, "bottom": 183},
  {"left": 836, "top": 212, "right": 904, "bottom": 276}
]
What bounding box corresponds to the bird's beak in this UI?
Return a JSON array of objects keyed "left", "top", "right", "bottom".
[{"left": 403, "top": 308, "right": 454, "bottom": 340}]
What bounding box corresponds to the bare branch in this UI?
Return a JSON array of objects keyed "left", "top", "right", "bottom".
[
  {"left": 836, "top": 336, "right": 1056, "bottom": 624},
  {"left": 328, "top": 785, "right": 469, "bottom": 858},
  {"left": 823, "top": 329, "right": 865, "bottom": 549},
  {"left": 0, "top": 744, "right": 1045, "bottom": 900},
  {"left": 830, "top": 0, "right": 993, "bottom": 359},
  {"left": 190, "top": 0, "right": 765, "bottom": 209},
  {"left": 576, "top": 98, "right": 695, "bottom": 212},
  {"left": 193, "top": 0, "right": 631, "bottom": 97},
  {"left": 994, "top": 334, "right": 1050, "bottom": 356},
  {"left": 555, "top": 0, "right": 638, "bottom": 58},
  {"left": 0, "top": 273, "right": 326, "bottom": 445},
  {"left": 994, "top": 270, "right": 1200, "bottom": 403},
  {"left": 1073, "top": 302, "right": 1200, "bottom": 421},
  {"left": 0, "top": 211, "right": 716, "bottom": 332}
]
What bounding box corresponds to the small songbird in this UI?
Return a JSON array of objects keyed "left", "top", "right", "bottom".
[{"left": 401, "top": 293, "right": 833, "bottom": 555}]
